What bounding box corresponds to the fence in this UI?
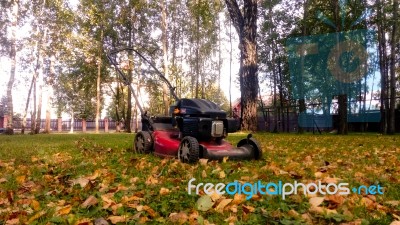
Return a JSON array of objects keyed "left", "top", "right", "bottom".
[{"left": 4, "top": 118, "right": 142, "bottom": 132}]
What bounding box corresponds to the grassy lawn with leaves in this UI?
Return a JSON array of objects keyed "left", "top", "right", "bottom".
[{"left": 0, "top": 133, "right": 399, "bottom": 225}]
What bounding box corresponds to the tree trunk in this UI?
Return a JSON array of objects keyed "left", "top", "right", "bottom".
[
  {"left": 388, "top": 0, "right": 398, "bottom": 134},
  {"left": 377, "top": 0, "right": 388, "bottom": 134},
  {"left": 6, "top": 0, "right": 19, "bottom": 132},
  {"left": 125, "top": 28, "right": 133, "bottom": 133},
  {"left": 31, "top": 71, "right": 37, "bottom": 133},
  {"left": 45, "top": 92, "right": 51, "bottom": 133},
  {"left": 22, "top": 76, "right": 35, "bottom": 134},
  {"left": 69, "top": 110, "right": 74, "bottom": 133},
  {"left": 338, "top": 94, "right": 348, "bottom": 134},
  {"left": 35, "top": 75, "right": 43, "bottom": 134},
  {"left": 225, "top": 0, "right": 259, "bottom": 131},
  {"left": 195, "top": 8, "right": 200, "bottom": 99},
  {"left": 162, "top": 0, "right": 170, "bottom": 115},
  {"left": 95, "top": 29, "right": 103, "bottom": 133},
  {"left": 298, "top": 0, "right": 308, "bottom": 134}
]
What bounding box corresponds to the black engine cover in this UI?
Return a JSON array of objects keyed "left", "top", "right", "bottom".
[{"left": 172, "top": 98, "right": 226, "bottom": 119}]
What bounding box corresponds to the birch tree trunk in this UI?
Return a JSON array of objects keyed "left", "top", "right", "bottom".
[{"left": 6, "top": 0, "right": 19, "bottom": 133}]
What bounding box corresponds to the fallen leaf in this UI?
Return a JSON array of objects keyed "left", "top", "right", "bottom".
[
  {"left": 108, "top": 216, "right": 127, "bottom": 224},
  {"left": 75, "top": 218, "right": 92, "bottom": 225},
  {"left": 210, "top": 191, "right": 222, "bottom": 202},
  {"left": 199, "top": 159, "right": 208, "bottom": 166},
  {"left": 81, "top": 195, "right": 98, "bottom": 208},
  {"left": 219, "top": 171, "right": 226, "bottom": 179},
  {"left": 57, "top": 205, "right": 72, "bottom": 215},
  {"left": 159, "top": 188, "right": 170, "bottom": 196},
  {"left": 145, "top": 176, "right": 158, "bottom": 185},
  {"left": 202, "top": 170, "right": 207, "bottom": 178},
  {"left": 301, "top": 213, "right": 313, "bottom": 224},
  {"left": 309, "top": 206, "right": 337, "bottom": 215},
  {"left": 361, "top": 197, "right": 375, "bottom": 208},
  {"left": 130, "top": 177, "right": 139, "bottom": 183},
  {"left": 309, "top": 197, "right": 325, "bottom": 208},
  {"left": 111, "top": 203, "right": 123, "bottom": 215},
  {"left": 5, "top": 218, "right": 19, "bottom": 225},
  {"left": 0, "top": 178, "right": 7, "bottom": 183},
  {"left": 196, "top": 195, "right": 214, "bottom": 212},
  {"left": 143, "top": 205, "right": 157, "bottom": 218},
  {"left": 325, "top": 195, "right": 344, "bottom": 207},
  {"left": 242, "top": 205, "right": 255, "bottom": 213},
  {"left": 386, "top": 201, "right": 400, "bottom": 207},
  {"left": 16, "top": 175, "right": 26, "bottom": 184},
  {"left": 224, "top": 215, "right": 237, "bottom": 223},
  {"left": 121, "top": 195, "right": 142, "bottom": 203},
  {"left": 31, "top": 199, "right": 41, "bottom": 211},
  {"left": 215, "top": 199, "right": 232, "bottom": 213},
  {"left": 70, "top": 177, "right": 90, "bottom": 188},
  {"left": 340, "top": 219, "right": 363, "bottom": 225},
  {"left": 28, "top": 210, "right": 46, "bottom": 223},
  {"left": 169, "top": 212, "right": 188, "bottom": 225},
  {"left": 314, "top": 172, "right": 323, "bottom": 178},
  {"left": 390, "top": 222, "right": 400, "bottom": 225},
  {"left": 188, "top": 211, "right": 199, "bottom": 224},
  {"left": 232, "top": 194, "right": 246, "bottom": 205},
  {"left": 222, "top": 157, "right": 229, "bottom": 163},
  {"left": 94, "top": 217, "right": 109, "bottom": 225},
  {"left": 288, "top": 209, "right": 300, "bottom": 217},
  {"left": 323, "top": 177, "right": 339, "bottom": 184}
]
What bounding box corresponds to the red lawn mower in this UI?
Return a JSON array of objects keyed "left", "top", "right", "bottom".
[{"left": 107, "top": 48, "right": 262, "bottom": 163}]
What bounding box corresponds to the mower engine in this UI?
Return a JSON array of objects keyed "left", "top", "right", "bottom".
[{"left": 171, "top": 98, "right": 239, "bottom": 141}]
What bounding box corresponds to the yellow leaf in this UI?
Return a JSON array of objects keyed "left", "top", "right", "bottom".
[
  {"left": 159, "top": 188, "right": 170, "bottom": 196},
  {"left": 390, "top": 221, "right": 400, "bottom": 225},
  {"left": 121, "top": 195, "right": 142, "bottom": 203},
  {"left": 309, "top": 197, "right": 324, "bottom": 208},
  {"left": 232, "top": 194, "right": 246, "bottom": 205},
  {"left": 57, "top": 205, "right": 72, "bottom": 215},
  {"left": 31, "top": 156, "right": 39, "bottom": 163},
  {"left": 215, "top": 199, "right": 232, "bottom": 213},
  {"left": 199, "top": 159, "right": 208, "bottom": 166},
  {"left": 314, "top": 172, "right": 323, "bottom": 178},
  {"left": 28, "top": 210, "right": 46, "bottom": 223},
  {"left": 108, "top": 216, "right": 127, "bottom": 224},
  {"left": 288, "top": 209, "right": 300, "bottom": 218},
  {"left": 143, "top": 205, "right": 157, "bottom": 218},
  {"left": 219, "top": 171, "right": 226, "bottom": 179},
  {"left": 202, "top": 170, "right": 207, "bottom": 178},
  {"left": 31, "top": 199, "right": 41, "bottom": 211},
  {"left": 145, "top": 176, "right": 158, "bottom": 185},
  {"left": 16, "top": 175, "right": 26, "bottom": 184}
]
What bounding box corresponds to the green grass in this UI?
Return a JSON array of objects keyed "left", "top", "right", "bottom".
[{"left": 0, "top": 133, "right": 399, "bottom": 224}]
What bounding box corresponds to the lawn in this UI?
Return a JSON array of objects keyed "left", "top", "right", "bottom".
[{"left": 0, "top": 133, "right": 399, "bottom": 225}]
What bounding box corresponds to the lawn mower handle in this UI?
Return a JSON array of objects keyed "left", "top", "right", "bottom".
[{"left": 106, "top": 47, "right": 179, "bottom": 102}]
